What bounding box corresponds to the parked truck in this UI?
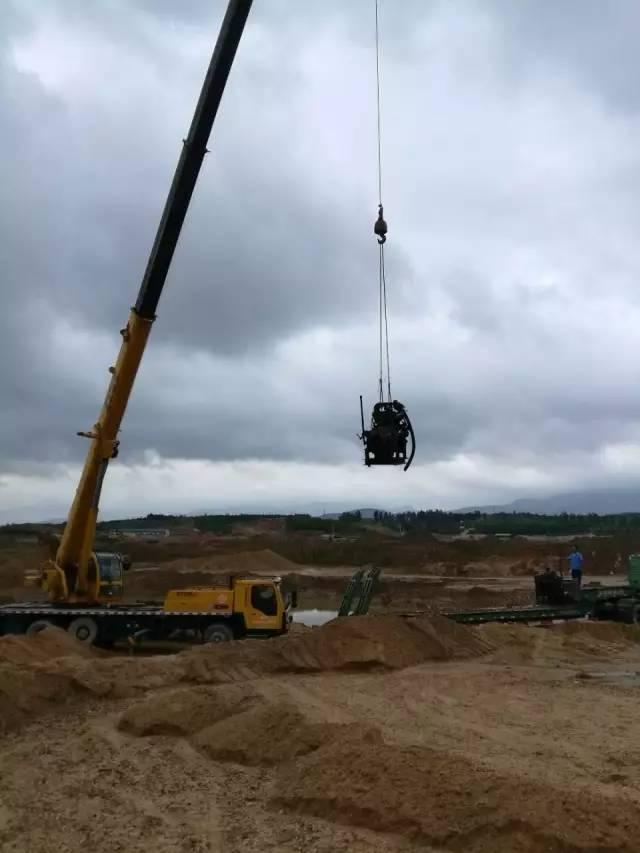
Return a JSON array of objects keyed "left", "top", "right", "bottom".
[{"left": 0, "top": 573, "right": 295, "bottom": 645}]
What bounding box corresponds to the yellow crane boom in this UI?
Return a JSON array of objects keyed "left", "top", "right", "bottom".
[{"left": 39, "top": 0, "right": 254, "bottom": 603}]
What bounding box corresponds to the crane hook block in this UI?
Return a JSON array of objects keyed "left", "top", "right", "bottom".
[
  {"left": 374, "top": 204, "right": 387, "bottom": 244},
  {"left": 359, "top": 397, "right": 416, "bottom": 471}
]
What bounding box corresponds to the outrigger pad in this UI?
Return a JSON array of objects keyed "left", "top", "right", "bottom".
[{"left": 359, "top": 398, "right": 416, "bottom": 471}]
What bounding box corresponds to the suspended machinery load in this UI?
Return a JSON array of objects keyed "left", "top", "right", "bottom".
[{"left": 359, "top": 0, "right": 416, "bottom": 471}]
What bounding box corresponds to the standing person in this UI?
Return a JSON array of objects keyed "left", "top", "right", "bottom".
[{"left": 568, "top": 544, "right": 584, "bottom": 585}]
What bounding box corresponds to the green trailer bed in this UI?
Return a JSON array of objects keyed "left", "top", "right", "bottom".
[{"left": 444, "top": 604, "right": 588, "bottom": 625}]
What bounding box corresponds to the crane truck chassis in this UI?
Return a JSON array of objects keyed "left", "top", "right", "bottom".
[{"left": 0, "top": 574, "right": 295, "bottom": 646}]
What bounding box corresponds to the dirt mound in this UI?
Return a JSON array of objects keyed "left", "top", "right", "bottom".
[
  {"left": 273, "top": 736, "right": 636, "bottom": 852},
  {"left": 181, "top": 615, "right": 494, "bottom": 684},
  {"left": 0, "top": 615, "right": 491, "bottom": 734},
  {"left": 0, "top": 664, "right": 77, "bottom": 734},
  {"left": 461, "top": 556, "right": 540, "bottom": 578},
  {"left": 126, "top": 549, "right": 298, "bottom": 598},
  {"left": 275, "top": 614, "right": 493, "bottom": 670},
  {"left": 192, "top": 702, "right": 366, "bottom": 766},
  {"left": 0, "top": 626, "right": 102, "bottom": 665},
  {"left": 118, "top": 683, "right": 258, "bottom": 736},
  {"left": 560, "top": 619, "right": 640, "bottom": 646},
  {"left": 479, "top": 620, "right": 640, "bottom": 666},
  {"left": 0, "top": 651, "right": 185, "bottom": 734},
  {"left": 158, "top": 547, "right": 296, "bottom": 575},
  {"left": 120, "top": 686, "right": 376, "bottom": 768}
]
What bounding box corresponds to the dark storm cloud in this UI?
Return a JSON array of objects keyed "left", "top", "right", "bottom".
[
  {"left": 2, "top": 0, "right": 415, "bottom": 351},
  {"left": 3, "top": 0, "right": 640, "bottom": 489},
  {"left": 0, "top": 0, "right": 413, "bottom": 465}
]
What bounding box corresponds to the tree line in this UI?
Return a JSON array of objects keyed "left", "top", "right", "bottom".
[
  {"left": 372, "top": 510, "right": 640, "bottom": 536},
  {"left": 5, "top": 509, "right": 640, "bottom": 538}
]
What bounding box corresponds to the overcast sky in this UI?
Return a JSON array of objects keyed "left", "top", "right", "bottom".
[{"left": 3, "top": 0, "right": 640, "bottom": 522}]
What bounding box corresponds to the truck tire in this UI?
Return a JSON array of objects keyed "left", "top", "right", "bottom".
[
  {"left": 26, "top": 619, "right": 54, "bottom": 635},
  {"left": 68, "top": 617, "right": 98, "bottom": 645},
  {"left": 632, "top": 604, "right": 640, "bottom": 625},
  {"left": 203, "top": 622, "right": 234, "bottom": 643}
]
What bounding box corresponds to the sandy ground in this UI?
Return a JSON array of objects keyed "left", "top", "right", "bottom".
[
  {"left": 1, "top": 541, "right": 638, "bottom": 850},
  {"left": 2, "top": 617, "right": 640, "bottom": 852}
]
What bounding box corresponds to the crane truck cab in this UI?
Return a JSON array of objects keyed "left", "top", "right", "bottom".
[
  {"left": 163, "top": 575, "right": 295, "bottom": 641},
  {"left": 31, "top": 550, "right": 132, "bottom": 604}
]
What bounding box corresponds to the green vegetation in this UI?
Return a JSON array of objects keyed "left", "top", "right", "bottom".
[
  {"left": 5, "top": 509, "right": 640, "bottom": 539},
  {"left": 193, "top": 514, "right": 284, "bottom": 534},
  {"left": 285, "top": 512, "right": 362, "bottom": 534},
  {"left": 375, "top": 510, "right": 640, "bottom": 536}
]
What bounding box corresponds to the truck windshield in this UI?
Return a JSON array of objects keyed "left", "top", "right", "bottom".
[
  {"left": 251, "top": 584, "right": 277, "bottom": 616},
  {"left": 97, "top": 555, "right": 122, "bottom": 583}
]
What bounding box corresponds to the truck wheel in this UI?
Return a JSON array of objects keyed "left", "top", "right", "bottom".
[
  {"left": 203, "top": 623, "right": 234, "bottom": 643},
  {"left": 632, "top": 604, "right": 640, "bottom": 625},
  {"left": 68, "top": 617, "right": 98, "bottom": 645},
  {"left": 26, "top": 619, "right": 54, "bottom": 635}
]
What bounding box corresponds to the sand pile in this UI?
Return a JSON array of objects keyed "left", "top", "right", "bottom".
[
  {"left": 460, "top": 584, "right": 529, "bottom": 606},
  {"left": 560, "top": 619, "right": 640, "bottom": 647},
  {"left": 182, "top": 615, "right": 494, "bottom": 684},
  {"left": 191, "top": 703, "right": 364, "bottom": 766},
  {"left": 273, "top": 736, "right": 636, "bottom": 852},
  {"left": 126, "top": 549, "right": 298, "bottom": 598},
  {"left": 458, "top": 556, "right": 542, "bottom": 578},
  {"left": 148, "top": 548, "right": 296, "bottom": 576},
  {"left": 0, "top": 664, "right": 77, "bottom": 734},
  {"left": 0, "top": 615, "right": 492, "bottom": 734},
  {"left": 118, "top": 683, "right": 258, "bottom": 736},
  {"left": 119, "top": 685, "right": 372, "bottom": 768},
  {"left": 0, "top": 626, "right": 102, "bottom": 665},
  {"left": 479, "top": 620, "right": 640, "bottom": 666},
  {"left": 0, "top": 651, "right": 185, "bottom": 735}
]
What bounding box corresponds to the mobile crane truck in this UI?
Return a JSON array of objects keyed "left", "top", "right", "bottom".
[{"left": 0, "top": 0, "right": 296, "bottom": 646}]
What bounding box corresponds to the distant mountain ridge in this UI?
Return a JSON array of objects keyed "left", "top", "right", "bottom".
[{"left": 458, "top": 488, "right": 640, "bottom": 515}]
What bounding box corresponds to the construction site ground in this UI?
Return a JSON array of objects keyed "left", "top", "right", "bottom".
[
  {"left": 1, "top": 534, "right": 639, "bottom": 851},
  {"left": 2, "top": 615, "right": 640, "bottom": 852}
]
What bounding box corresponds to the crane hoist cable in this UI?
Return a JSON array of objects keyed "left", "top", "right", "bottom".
[
  {"left": 359, "top": 0, "right": 416, "bottom": 471},
  {"left": 373, "top": 0, "right": 391, "bottom": 403}
]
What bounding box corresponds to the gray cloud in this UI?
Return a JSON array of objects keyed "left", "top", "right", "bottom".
[
  {"left": 3, "top": 0, "right": 640, "bottom": 517},
  {"left": 493, "top": 0, "right": 640, "bottom": 112}
]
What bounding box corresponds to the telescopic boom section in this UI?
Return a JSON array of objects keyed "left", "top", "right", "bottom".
[{"left": 46, "top": 0, "right": 253, "bottom": 601}]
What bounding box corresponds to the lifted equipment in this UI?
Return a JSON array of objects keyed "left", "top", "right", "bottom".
[
  {"left": 360, "top": 398, "right": 416, "bottom": 470},
  {"left": 358, "top": 5, "right": 416, "bottom": 471}
]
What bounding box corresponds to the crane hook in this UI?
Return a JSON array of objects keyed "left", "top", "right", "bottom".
[{"left": 374, "top": 204, "right": 387, "bottom": 244}]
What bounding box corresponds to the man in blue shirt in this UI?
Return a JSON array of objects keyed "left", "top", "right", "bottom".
[{"left": 568, "top": 545, "right": 584, "bottom": 585}]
